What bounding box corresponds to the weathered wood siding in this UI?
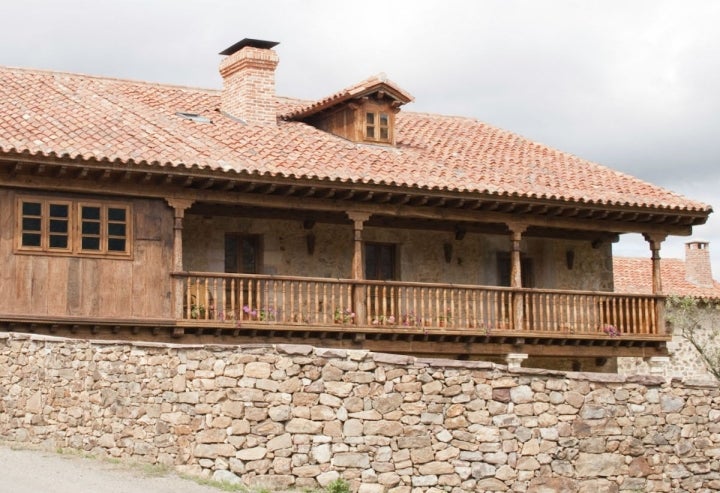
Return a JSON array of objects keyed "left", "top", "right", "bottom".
[{"left": 0, "top": 189, "right": 174, "bottom": 320}]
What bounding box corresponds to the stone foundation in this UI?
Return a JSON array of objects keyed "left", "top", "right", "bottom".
[{"left": 1, "top": 332, "right": 719, "bottom": 492}]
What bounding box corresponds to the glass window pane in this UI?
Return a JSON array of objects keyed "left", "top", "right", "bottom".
[
  {"left": 82, "top": 206, "right": 100, "bottom": 220},
  {"left": 379, "top": 113, "right": 389, "bottom": 126},
  {"left": 366, "top": 112, "right": 375, "bottom": 124},
  {"left": 380, "top": 127, "right": 389, "bottom": 140},
  {"left": 22, "top": 202, "right": 41, "bottom": 216},
  {"left": 49, "top": 203, "right": 68, "bottom": 217},
  {"left": 49, "top": 235, "right": 68, "bottom": 249},
  {"left": 108, "top": 208, "right": 126, "bottom": 221},
  {"left": 82, "top": 237, "right": 100, "bottom": 250},
  {"left": 22, "top": 233, "right": 41, "bottom": 247},
  {"left": 241, "top": 238, "right": 258, "bottom": 273},
  {"left": 82, "top": 221, "right": 100, "bottom": 235},
  {"left": 50, "top": 219, "right": 68, "bottom": 233},
  {"left": 224, "top": 236, "right": 238, "bottom": 273},
  {"left": 108, "top": 223, "right": 126, "bottom": 236},
  {"left": 108, "top": 238, "right": 126, "bottom": 252},
  {"left": 366, "top": 126, "right": 375, "bottom": 138},
  {"left": 23, "top": 217, "right": 42, "bottom": 231}
]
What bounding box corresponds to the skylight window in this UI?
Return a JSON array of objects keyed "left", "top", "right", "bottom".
[{"left": 176, "top": 112, "right": 212, "bottom": 124}]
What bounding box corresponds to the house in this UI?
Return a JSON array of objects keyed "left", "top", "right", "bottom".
[
  {"left": 614, "top": 241, "right": 720, "bottom": 379},
  {"left": 0, "top": 39, "right": 712, "bottom": 370}
]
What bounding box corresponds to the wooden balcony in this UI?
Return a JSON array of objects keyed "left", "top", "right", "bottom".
[{"left": 174, "top": 272, "right": 668, "bottom": 357}]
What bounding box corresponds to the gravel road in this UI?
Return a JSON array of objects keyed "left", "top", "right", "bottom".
[{"left": 0, "top": 445, "right": 226, "bottom": 493}]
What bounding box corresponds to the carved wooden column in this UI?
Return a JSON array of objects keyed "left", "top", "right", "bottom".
[
  {"left": 167, "top": 198, "right": 194, "bottom": 318},
  {"left": 507, "top": 223, "right": 527, "bottom": 331},
  {"left": 347, "top": 211, "right": 371, "bottom": 325},
  {"left": 643, "top": 233, "right": 667, "bottom": 334}
]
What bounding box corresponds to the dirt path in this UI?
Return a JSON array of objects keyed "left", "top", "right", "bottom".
[{"left": 0, "top": 445, "right": 227, "bottom": 493}]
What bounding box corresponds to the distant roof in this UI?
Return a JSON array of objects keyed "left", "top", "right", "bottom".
[
  {"left": 614, "top": 257, "right": 720, "bottom": 300},
  {"left": 0, "top": 65, "right": 711, "bottom": 215}
]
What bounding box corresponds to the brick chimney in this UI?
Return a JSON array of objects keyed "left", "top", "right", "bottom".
[
  {"left": 219, "top": 39, "right": 279, "bottom": 126},
  {"left": 685, "top": 241, "right": 714, "bottom": 287}
]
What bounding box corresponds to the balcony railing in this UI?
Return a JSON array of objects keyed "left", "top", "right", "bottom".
[{"left": 174, "top": 272, "right": 665, "bottom": 338}]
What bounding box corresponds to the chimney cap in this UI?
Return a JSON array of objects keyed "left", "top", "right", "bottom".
[{"left": 219, "top": 38, "right": 279, "bottom": 56}]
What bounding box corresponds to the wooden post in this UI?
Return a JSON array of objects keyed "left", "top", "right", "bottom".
[
  {"left": 507, "top": 223, "right": 527, "bottom": 331},
  {"left": 347, "top": 211, "right": 371, "bottom": 325},
  {"left": 167, "top": 198, "right": 194, "bottom": 318},
  {"left": 643, "top": 233, "right": 667, "bottom": 335}
]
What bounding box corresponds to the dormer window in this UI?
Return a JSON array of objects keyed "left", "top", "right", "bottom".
[
  {"left": 283, "top": 75, "right": 413, "bottom": 146},
  {"left": 365, "top": 111, "right": 390, "bottom": 142}
]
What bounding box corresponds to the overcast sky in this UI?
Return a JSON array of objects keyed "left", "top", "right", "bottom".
[{"left": 2, "top": 0, "right": 719, "bottom": 275}]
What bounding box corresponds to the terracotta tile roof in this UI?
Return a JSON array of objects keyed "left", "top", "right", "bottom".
[
  {"left": 0, "top": 66, "right": 710, "bottom": 214},
  {"left": 613, "top": 257, "right": 720, "bottom": 300},
  {"left": 279, "top": 73, "right": 414, "bottom": 120}
]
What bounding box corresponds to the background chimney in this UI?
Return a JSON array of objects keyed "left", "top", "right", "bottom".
[
  {"left": 685, "top": 241, "right": 714, "bottom": 287},
  {"left": 219, "top": 39, "right": 279, "bottom": 126}
]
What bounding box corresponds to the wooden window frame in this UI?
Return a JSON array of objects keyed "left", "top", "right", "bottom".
[
  {"left": 16, "top": 197, "right": 73, "bottom": 254},
  {"left": 224, "top": 233, "right": 263, "bottom": 274},
  {"left": 15, "top": 195, "right": 132, "bottom": 259},
  {"left": 364, "top": 242, "right": 399, "bottom": 281},
  {"left": 363, "top": 106, "right": 393, "bottom": 144},
  {"left": 77, "top": 201, "right": 132, "bottom": 256}
]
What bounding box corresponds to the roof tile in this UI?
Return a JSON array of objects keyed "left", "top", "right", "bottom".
[
  {"left": 613, "top": 257, "right": 720, "bottom": 300},
  {"left": 0, "top": 66, "right": 710, "bottom": 213}
]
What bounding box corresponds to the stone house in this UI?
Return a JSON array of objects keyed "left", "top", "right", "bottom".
[
  {"left": 615, "top": 241, "right": 720, "bottom": 379},
  {"left": 0, "top": 38, "right": 713, "bottom": 370}
]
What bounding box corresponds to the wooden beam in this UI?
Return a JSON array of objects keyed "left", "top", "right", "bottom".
[{"left": 0, "top": 172, "right": 697, "bottom": 236}]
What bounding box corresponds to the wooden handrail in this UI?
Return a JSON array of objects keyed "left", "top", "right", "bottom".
[{"left": 173, "top": 272, "right": 665, "bottom": 337}]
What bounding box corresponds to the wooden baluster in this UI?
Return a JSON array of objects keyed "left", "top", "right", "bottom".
[
  {"left": 571, "top": 295, "right": 578, "bottom": 333},
  {"left": 287, "top": 280, "right": 293, "bottom": 323},
  {"left": 366, "top": 283, "right": 373, "bottom": 325},
  {"left": 220, "top": 279, "right": 226, "bottom": 321},
  {"left": 434, "top": 287, "right": 440, "bottom": 327},
  {"left": 312, "top": 282, "right": 318, "bottom": 324},
  {"left": 298, "top": 281, "right": 304, "bottom": 324},
  {"left": 411, "top": 287, "right": 417, "bottom": 327},
  {"left": 209, "top": 278, "right": 215, "bottom": 320},
  {"left": 347, "top": 284, "right": 353, "bottom": 325},
  {"left": 634, "top": 298, "right": 640, "bottom": 334},
  {"left": 478, "top": 290, "right": 484, "bottom": 330},
  {"left": 649, "top": 297, "right": 657, "bottom": 335},
  {"left": 200, "top": 278, "right": 207, "bottom": 320},
  {"left": 183, "top": 278, "right": 189, "bottom": 319},
  {"left": 472, "top": 289, "right": 478, "bottom": 331},
  {"left": 566, "top": 294, "right": 572, "bottom": 331},
  {"left": 228, "top": 278, "right": 235, "bottom": 319},
  {"left": 530, "top": 293, "right": 537, "bottom": 331},
  {"left": 248, "top": 279, "right": 254, "bottom": 318},
  {"left": 381, "top": 284, "right": 385, "bottom": 324},
  {"left": 272, "top": 280, "right": 278, "bottom": 323},
  {"left": 415, "top": 288, "right": 426, "bottom": 327},
  {"left": 391, "top": 285, "right": 397, "bottom": 324}
]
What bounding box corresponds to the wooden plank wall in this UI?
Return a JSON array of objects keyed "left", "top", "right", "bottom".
[{"left": 0, "top": 189, "right": 173, "bottom": 320}]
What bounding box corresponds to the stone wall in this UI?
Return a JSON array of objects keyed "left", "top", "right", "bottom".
[
  {"left": 619, "top": 302, "right": 720, "bottom": 382},
  {"left": 2, "top": 332, "right": 719, "bottom": 493},
  {"left": 183, "top": 213, "right": 613, "bottom": 291}
]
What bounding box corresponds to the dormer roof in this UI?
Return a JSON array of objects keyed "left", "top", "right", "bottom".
[{"left": 280, "top": 73, "right": 414, "bottom": 121}]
